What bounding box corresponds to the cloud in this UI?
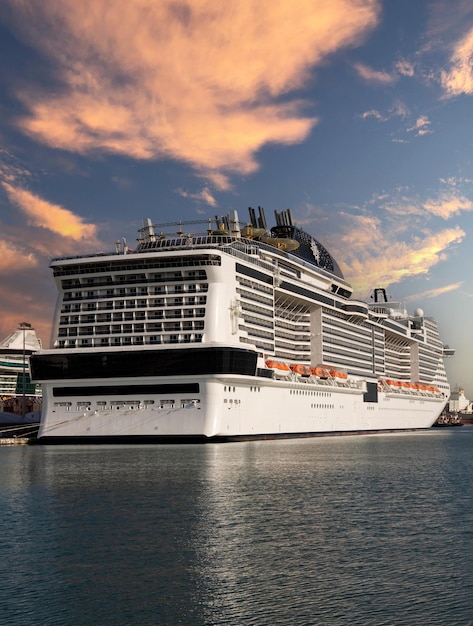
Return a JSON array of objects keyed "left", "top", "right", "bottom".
[
  {"left": 312, "top": 187, "right": 469, "bottom": 297},
  {"left": 0, "top": 237, "right": 38, "bottom": 273},
  {"left": 360, "top": 109, "right": 386, "bottom": 121},
  {"left": 404, "top": 282, "right": 463, "bottom": 302},
  {"left": 0, "top": 149, "right": 32, "bottom": 185},
  {"left": 0, "top": 148, "right": 105, "bottom": 347},
  {"left": 381, "top": 188, "right": 473, "bottom": 221},
  {"left": 354, "top": 62, "right": 397, "bottom": 84},
  {"left": 423, "top": 192, "right": 473, "bottom": 219},
  {"left": 395, "top": 59, "right": 415, "bottom": 77},
  {"left": 177, "top": 186, "right": 218, "bottom": 207},
  {"left": 2, "top": 182, "right": 98, "bottom": 241},
  {"left": 359, "top": 100, "right": 409, "bottom": 124},
  {"left": 0, "top": 167, "right": 104, "bottom": 346},
  {"left": 407, "top": 115, "right": 432, "bottom": 136},
  {"left": 339, "top": 221, "right": 464, "bottom": 296},
  {"left": 389, "top": 100, "right": 410, "bottom": 118},
  {"left": 440, "top": 26, "right": 473, "bottom": 96},
  {"left": 4, "top": 0, "right": 380, "bottom": 183}
]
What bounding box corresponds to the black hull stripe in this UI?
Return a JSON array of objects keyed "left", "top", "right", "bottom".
[
  {"left": 33, "top": 428, "right": 430, "bottom": 445},
  {"left": 31, "top": 347, "right": 257, "bottom": 381},
  {"left": 53, "top": 383, "right": 200, "bottom": 397}
]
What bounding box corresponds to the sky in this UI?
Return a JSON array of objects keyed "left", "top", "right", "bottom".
[{"left": 1, "top": 0, "right": 473, "bottom": 396}]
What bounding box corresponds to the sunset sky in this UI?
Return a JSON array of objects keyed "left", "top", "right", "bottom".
[{"left": 1, "top": 0, "right": 473, "bottom": 395}]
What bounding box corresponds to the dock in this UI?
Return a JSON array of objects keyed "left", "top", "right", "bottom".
[{"left": 0, "top": 437, "right": 31, "bottom": 445}]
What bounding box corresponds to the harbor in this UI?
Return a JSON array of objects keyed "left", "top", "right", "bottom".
[{"left": 2, "top": 3, "right": 473, "bottom": 626}]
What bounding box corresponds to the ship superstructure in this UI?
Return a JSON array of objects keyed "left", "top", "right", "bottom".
[
  {"left": 0, "top": 323, "right": 42, "bottom": 416},
  {"left": 31, "top": 208, "right": 452, "bottom": 442}
]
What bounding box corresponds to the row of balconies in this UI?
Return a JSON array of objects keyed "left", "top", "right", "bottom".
[
  {"left": 59, "top": 307, "right": 206, "bottom": 326},
  {"left": 56, "top": 333, "right": 204, "bottom": 348},
  {"left": 62, "top": 269, "right": 208, "bottom": 288},
  {"left": 57, "top": 320, "right": 205, "bottom": 337},
  {"left": 236, "top": 288, "right": 273, "bottom": 307},
  {"left": 61, "top": 295, "right": 207, "bottom": 314},
  {"left": 63, "top": 283, "right": 209, "bottom": 301}
]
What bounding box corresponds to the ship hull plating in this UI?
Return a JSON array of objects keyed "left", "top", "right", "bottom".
[{"left": 36, "top": 373, "right": 446, "bottom": 443}]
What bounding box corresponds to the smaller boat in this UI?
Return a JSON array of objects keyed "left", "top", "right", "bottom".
[{"left": 432, "top": 412, "right": 463, "bottom": 427}]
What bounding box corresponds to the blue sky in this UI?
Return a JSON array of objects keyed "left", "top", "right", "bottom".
[{"left": 1, "top": 0, "right": 473, "bottom": 395}]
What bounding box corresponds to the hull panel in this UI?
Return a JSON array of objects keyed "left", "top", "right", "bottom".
[{"left": 37, "top": 374, "right": 446, "bottom": 442}]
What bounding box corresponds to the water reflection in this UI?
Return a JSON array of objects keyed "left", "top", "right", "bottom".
[
  {"left": 1, "top": 430, "right": 473, "bottom": 625},
  {"left": 191, "top": 435, "right": 473, "bottom": 625}
]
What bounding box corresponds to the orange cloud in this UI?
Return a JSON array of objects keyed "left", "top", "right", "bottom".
[
  {"left": 325, "top": 210, "right": 465, "bottom": 297},
  {"left": 346, "top": 227, "right": 464, "bottom": 295},
  {"left": 354, "top": 62, "right": 396, "bottom": 84},
  {"left": 423, "top": 193, "right": 473, "bottom": 219},
  {"left": 381, "top": 190, "right": 473, "bottom": 221},
  {"left": 441, "top": 26, "right": 473, "bottom": 96},
  {"left": 0, "top": 237, "right": 38, "bottom": 273},
  {"left": 2, "top": 182, "right": 98, "bottom": 241},
  {"left": 6, "top": 0, "right": 380, "bottom": 183}
]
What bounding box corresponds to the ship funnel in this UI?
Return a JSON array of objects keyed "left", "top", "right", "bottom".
[
  {"left": 142, "top": 218, "right": 156, "bottom": 243},
  {"left": 228, "top": 210, "right": 240, "bottom": 237},
  {"left": 257, "top": 206, "right": 267, "bottom": 230},
  {"left": 248, "top": 206, "right": 268, "bottom": 230},
  {"left": 274, "top": 209, "right": 294, "bottom": 227}
]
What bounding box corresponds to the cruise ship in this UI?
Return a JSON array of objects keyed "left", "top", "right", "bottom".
[
  {"left": 30, "top": 207, "right": 452, "bottom": 442},
  {"left": 0, "top": 322, "right": 42, "bottom": 418}
]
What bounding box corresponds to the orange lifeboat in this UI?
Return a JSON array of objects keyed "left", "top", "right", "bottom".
[
  {"left": 265, "top": 360, "right": 291, "bottom": 372},
  {"left": 330, "top": 369, "right": 348, "bottom": 380},
  {"left": 311, "top": 367, "right": 330, "bottom": 379},
  {"left": 290, "top": 363, "right": 311, "bottom": 377}
]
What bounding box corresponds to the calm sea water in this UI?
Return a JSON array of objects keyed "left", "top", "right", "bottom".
[{"left": 1, "top": 428, "right": 473, "bottom": 626}]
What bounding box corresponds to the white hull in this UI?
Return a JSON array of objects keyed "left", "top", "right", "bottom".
[{"left": 38, "top": 374, "right": 446, "bottom": 441}]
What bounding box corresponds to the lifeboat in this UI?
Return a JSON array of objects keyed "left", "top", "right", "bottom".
[
  {"left": 290, "top": 363, "right": 311, "bottom": 377},
  {"left": 265, "top": 360, "right": 292, "bottom": 377},
  {"left": 265, "top": 359, "right": 290, "bottom": 371},
  {"left": 311, "top": 367, "right": 330, "bottom": 379},
  {"left": 330, "top": 369, "right": 348, "bottom": 380}
]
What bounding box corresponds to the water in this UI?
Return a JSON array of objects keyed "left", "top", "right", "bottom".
[{"left": 1, "top": 428, "right": 473, "bottom": 626}]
